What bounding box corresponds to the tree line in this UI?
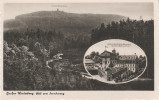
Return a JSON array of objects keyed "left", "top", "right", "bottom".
[
  {"left": 3, "top": 18, "right": 154, "bottom": 90},
  {"left": 91, "top": 18, "right": 154, "bottom": 79}
]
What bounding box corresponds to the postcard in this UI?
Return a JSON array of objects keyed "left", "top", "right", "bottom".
[{"left": 1, "top": 0, "right": 158, "bottom": 99}]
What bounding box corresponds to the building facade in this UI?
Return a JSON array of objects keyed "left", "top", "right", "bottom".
[
  {"left": 85, "top": 59, "right": 95, "bottom": 70},
  {"left": 98, "top": 49, "right": 139, "bottom": 81}
]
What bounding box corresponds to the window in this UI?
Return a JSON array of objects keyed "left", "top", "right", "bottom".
[{"left": 108, "top": 61, "right": 110, "bottom": 64}]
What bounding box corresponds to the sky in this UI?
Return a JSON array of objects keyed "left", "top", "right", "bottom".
[
  {"left": 4, "top": 3, "right": 153, "bottom": 20},
  {"left": 85, "top": 39, "right": 146, "bottom": 57}
]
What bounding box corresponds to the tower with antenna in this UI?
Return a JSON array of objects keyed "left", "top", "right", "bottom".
[
  {"left": 50, "top": 5, "right": 60, "bottom": 11},
  {"left": 140, "top": 16, "right": 143, "bottom": 20}
]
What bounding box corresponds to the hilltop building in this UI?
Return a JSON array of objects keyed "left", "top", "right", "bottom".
[{"left": 98, "top": 49, "right": 139, "bottom": 81}]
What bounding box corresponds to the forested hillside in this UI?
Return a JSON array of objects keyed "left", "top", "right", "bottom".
[
  {"left": 91, "top": 18, "right": 154, "bottom": 79},
  {"left": 4, "top": 12, "right": 154, "bottom": 90},
  {"left": 4, "top": 11, "right": 127, "bottom": 35}
]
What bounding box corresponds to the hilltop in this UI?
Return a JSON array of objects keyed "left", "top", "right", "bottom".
[{"left": 4, "top": 11, "right": 127, "bottom": 34}]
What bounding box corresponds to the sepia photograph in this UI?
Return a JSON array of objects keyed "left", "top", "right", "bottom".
[
  {"left": 3, "top": 3, "right": 154, "bottom": 91},
  {"left": 84, "top": 39, "right": 147, "bottom": 84}
]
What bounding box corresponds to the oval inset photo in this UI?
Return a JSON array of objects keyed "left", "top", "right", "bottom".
[{"left": 84, "top": 39, "right": 147, "bottom": 84}]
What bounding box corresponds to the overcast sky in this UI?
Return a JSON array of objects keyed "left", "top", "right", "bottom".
[{"left": 4, "top": 3, "right": 153, "bottom": 20}]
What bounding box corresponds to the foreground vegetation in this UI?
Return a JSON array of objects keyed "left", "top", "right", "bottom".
[{"left": 4, "top": 18, "right": 154, "bottom": 90}]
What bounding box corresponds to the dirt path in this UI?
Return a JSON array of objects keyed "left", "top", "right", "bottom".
[{"left": 46, "top": 53, "right": 63, "bottom": 69}]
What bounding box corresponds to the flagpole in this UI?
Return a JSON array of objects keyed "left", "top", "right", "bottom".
[{"left": 105, "top": 46, "right": 108, "bottom": 51}]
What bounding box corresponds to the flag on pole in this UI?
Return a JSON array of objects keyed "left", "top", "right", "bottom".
[{"left": 105, "top": 46, "right": 108, "bottom": 51}]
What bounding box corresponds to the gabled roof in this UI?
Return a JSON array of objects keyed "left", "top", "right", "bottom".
[
  {"left": 100, "top": 50, "right": 112, "bottom": 58},
  {"left": 100, "top": 50, "right": 117, "bottom": 58}
]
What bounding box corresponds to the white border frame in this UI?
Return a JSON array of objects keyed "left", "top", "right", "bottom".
[{"left": 0, "top": 0, "right": 158, "bottom": 99}]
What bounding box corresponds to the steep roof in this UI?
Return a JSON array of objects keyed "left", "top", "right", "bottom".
[
  {"left": 100, "top": 50, "right": 117, "bottom": 59},
  {"left": 100, "top": 50, "right": 112, "bottom": 58}
]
